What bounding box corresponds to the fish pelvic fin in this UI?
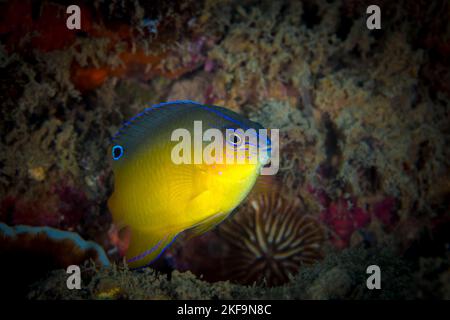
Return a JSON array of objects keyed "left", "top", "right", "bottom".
[{"left": 125, "top": 227, "right": 178, "bottom": 269}]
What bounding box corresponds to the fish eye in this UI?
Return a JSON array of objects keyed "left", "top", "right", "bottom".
[{"left": 112, "top": 145, "right": 124, "bottom": 160}]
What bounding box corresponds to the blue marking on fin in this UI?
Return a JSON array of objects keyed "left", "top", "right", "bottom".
[{"left": 112, "top": 100, "right": 200, "bottom": 141}]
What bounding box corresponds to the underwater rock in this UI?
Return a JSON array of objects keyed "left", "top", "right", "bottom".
[{"left": 0, "top": 223, "right": 109, "bottom": 266}]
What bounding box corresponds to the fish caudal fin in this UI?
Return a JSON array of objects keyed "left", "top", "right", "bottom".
[{"left": 125, "top": 227, "right": 178, "bottom": 269}]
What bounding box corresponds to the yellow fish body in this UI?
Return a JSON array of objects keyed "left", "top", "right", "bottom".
[{"left": 108, "top": 101, "right": 270, "bottom": 268}]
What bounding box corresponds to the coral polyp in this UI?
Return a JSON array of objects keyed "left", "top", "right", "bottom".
[{"left": 219, "top": 192, "right": 325, "bottom": 286}]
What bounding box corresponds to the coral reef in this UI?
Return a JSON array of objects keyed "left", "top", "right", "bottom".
[{"left": 319, "top": 197, "right": 370, "bottom": 248}]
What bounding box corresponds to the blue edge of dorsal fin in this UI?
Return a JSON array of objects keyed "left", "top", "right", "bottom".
[{"left": 108, "top": 101, "right": 272, "bottom": 268}]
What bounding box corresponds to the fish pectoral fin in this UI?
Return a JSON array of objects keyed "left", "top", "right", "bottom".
[
  {"left": 125, "top": 227, "right": 178, "bottom": 269},
  {"left": 187, "top": 211, "right": 230, "bottom": 237}
]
